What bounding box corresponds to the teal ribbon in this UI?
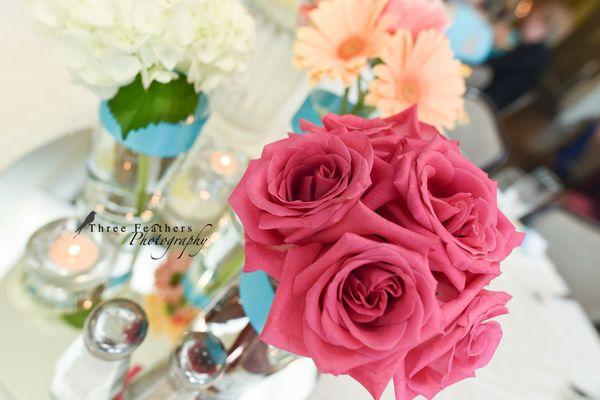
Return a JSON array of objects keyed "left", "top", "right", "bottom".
[
  {"left": 292, "top": 89, "right": 344, "bottom": 133},
  {"left": 182, "top": 271, "right": 210, "bottom": 309},
  {"left": 239, "top": 271, "right": 275, "bottom": 334},
  {"left": 99, "top": 93, "right": 209, "bottom": 158}
]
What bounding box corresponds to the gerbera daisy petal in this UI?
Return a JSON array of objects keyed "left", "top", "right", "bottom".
[
  {"left": 294, "top": 0, "right": 390, "bottom": 86},
  {"left": 384, "top": 0, "right": 449, "bottom": 37},
  {"left": 367, "top": 29, "right": 465, "bottom": 130}
]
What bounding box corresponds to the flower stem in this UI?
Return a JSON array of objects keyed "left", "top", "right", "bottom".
[
  {"left": 350, "top": 75, "right": 367, "bottom": 116},
  {"left": 135, "top": 153, "right": 150, "bottom": 216},
  {"left": 340, "top": 87, "right": 350, "bottom": 114}
]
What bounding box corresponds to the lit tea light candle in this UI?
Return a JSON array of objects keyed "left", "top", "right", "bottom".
[
  {"left": 48, "top": 232, "right": 100, "bottom": 273},
  {"left": 210, "top": 151, "right": 238, "bottom": 177}
]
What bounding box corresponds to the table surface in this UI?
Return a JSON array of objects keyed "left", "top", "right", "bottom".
[{"left": 2, "top": 130, "right": 600, "bottom": 400}]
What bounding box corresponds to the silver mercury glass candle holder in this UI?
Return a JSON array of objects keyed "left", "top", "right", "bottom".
[
  {"left": 84, "top": 298, "right": 149, "bottom": 360},
  {"left": 122, "top": 331, "right": 227, "bottom": 400},
  {"left": 50, "top": 299, "right": 148, "bottom": 400}
]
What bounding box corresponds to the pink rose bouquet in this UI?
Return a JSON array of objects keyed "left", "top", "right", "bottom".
[{"left": 229, "top": 108, "right": 523, "bottom": 399}]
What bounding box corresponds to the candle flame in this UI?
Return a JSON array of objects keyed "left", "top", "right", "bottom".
[
  {"left": 67, "top": 244, "right": 81, "bottom": 256},
  {"left": 220, "top": 154, "right": 232, "bottom": 167},
  {"left": 199, "top": 190, "right": 211, "bottom": 200}
]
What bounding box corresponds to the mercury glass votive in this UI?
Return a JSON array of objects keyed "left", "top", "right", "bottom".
[
  {"left": 163, "top": 137, "right": 247, "bottom": 229},
  {"left": 22, "top": 217, "right": 114, "bottom": 311}
]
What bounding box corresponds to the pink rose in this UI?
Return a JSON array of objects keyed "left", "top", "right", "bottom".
[
  {"left": 261, "top": 234, "right": 441, "bottom": 399},
  {"left": 301, "top": 106, "right": 438, "bottom": 162},
  {"left": 230, "top": 108, "right": 519, "bottom": 400},
  {"left": 378, "top": 201, "right": 471, "bottom": 292},
  {"left": 375, "top": 133, "right": 523, "bottom": 273},
  {"left": 394, "top": 290, "right": 510, "bottom": 400},
  {"left": 229, "top": 130, "right": 373, "bottom": 279}
]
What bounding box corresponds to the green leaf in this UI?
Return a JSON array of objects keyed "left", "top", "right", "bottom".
[
  {"left": 61, "top": 308, "right": 93, "bottom": 329},
  {"left": 108, "top": 74, "right": 199, "bottom": 139}
]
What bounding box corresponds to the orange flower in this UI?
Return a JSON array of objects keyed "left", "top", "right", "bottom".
[
  {"left": 144, "top": 294, "right": 200, "bottom": 342},
  {"left": 154, "top": 252, "right": 192, "bottom": 304},
  {"left": 366, "top": 29, "right": 465, "bottom": 130},
  {"left": 293, "top": 0, "right": 393, "bottom": 86}
]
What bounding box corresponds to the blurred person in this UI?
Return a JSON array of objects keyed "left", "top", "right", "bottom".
[
  {"left": 482, "top": 2, "right": 574, "bottom": 109},
  {"left": 554, "top": 120, "right": 600, "bottom": 221},
  {"left": 556, "top": 119, "right": 600, "bottom": 180},
  {"left": 492, "top": 18, "right": 519, "bottom": 52}
]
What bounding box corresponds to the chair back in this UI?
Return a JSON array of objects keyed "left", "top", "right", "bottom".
[{"left": 446, "top": 90, "right": 509, "bottom": 172}]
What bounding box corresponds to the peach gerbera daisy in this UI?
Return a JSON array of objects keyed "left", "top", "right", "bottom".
[
  {"left": 293, "top": 0, "right": 393, "bottom": 86},
  {"left": 384, "top": 0, "right": 449, "bottom": 37},
  {"left": 366, "top": 29, "right": 465, "bottom": 130}
]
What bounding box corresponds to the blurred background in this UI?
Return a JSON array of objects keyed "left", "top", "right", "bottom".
[
  {"left": 445, "top": 0, "right": 600, "bottom": 331},
  {"left": 465, "top": 0, "right": 600, "bottom": 195}
]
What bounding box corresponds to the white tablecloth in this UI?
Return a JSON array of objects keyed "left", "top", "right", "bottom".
[{"left": 311, "top": 248, "right": 600, "bottom": 400}]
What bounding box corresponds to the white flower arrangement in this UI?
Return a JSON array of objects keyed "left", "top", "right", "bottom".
[{"left": 27, "top": 0, "right": 256, "bottom": 99}]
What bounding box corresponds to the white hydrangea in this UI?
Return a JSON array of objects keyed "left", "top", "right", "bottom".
[
  {"left": 175, "top": 0, "right": 256, "bottom": 92},
  {"left": 27, "top": 0, "right": 255, "bottom": 98}
]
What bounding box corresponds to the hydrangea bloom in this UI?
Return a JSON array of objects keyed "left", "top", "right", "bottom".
[{"left": 27, "top": 0, "right": 255, "bottom": 97}]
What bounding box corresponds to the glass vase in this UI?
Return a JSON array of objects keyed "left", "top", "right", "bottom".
[
  {"left": 182, "top": 210, "right": 245, "bottom": 309},
  {"left": 82, "top": 95, "right": 210, "bottom": 227},
  {"left": 292, "top": 88, "right": 345, "bottom": 132},
  {"left": 292, "top": 78, "right": 377, "bottom": 132},
  {"left": 202, "top": 0, "right": 309, "bottom": 157},
  {"left": 81, "top": 95, "right": 209, "bottom": 287},
  {"left": 182, "top": 212, "right": 317, "bottom": 398},
  {"left": 163, "top": 137, "right": 248, "bottom": 230},
  {"left": 188, "top": 271, "right": 318, "bottom": 400}
]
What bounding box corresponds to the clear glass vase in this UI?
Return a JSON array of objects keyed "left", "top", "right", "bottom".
[
  {"left": 162, "top": 137, "right": 248, "bottom": 230},
  {"left": 292, "top": 82, "right": 377, "bottom": 132},
  {"left": 181, "top": 210, "right": 245, "bottom": 309},
  {"left": 202, "top": 0, "right": 309, "bottom": 157},
  {"left": 188, "top": 273, "right": 318, "bottom": 400},
  {"left": 82, "top": 95, "right": 210, "bottom": 227},
  {"left": 292, "top": 88, "right": 345, "bottom": 132}
]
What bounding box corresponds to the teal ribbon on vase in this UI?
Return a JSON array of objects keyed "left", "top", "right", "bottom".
[
  {"left": 291, "top": 88, "right": 373, "bottom": 133},
  {"left": 239, "top": 270, "right": 275, "bottom": 334},
  {"left": 99, "top": 93, "right": 210, "bottom": 158},
  {"left": 182, "top": 273, "right": 210, "bottom": 309},
  {"left": 292, "top": 89, "right": 346, "bottom": 133}
]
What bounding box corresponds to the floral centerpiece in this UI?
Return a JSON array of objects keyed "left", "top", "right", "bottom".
[
  {"left": 27, "top": 0, "right": 256, "bottom": 224},
  {"left": 229, "top": 107, "right": 523, "bottom": 399},
  {"left": 27, "top": 0, "right": 255, "bottom": 128},
  {"left": 294, "top": 0, "right": 465, "bottom": 130}
]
